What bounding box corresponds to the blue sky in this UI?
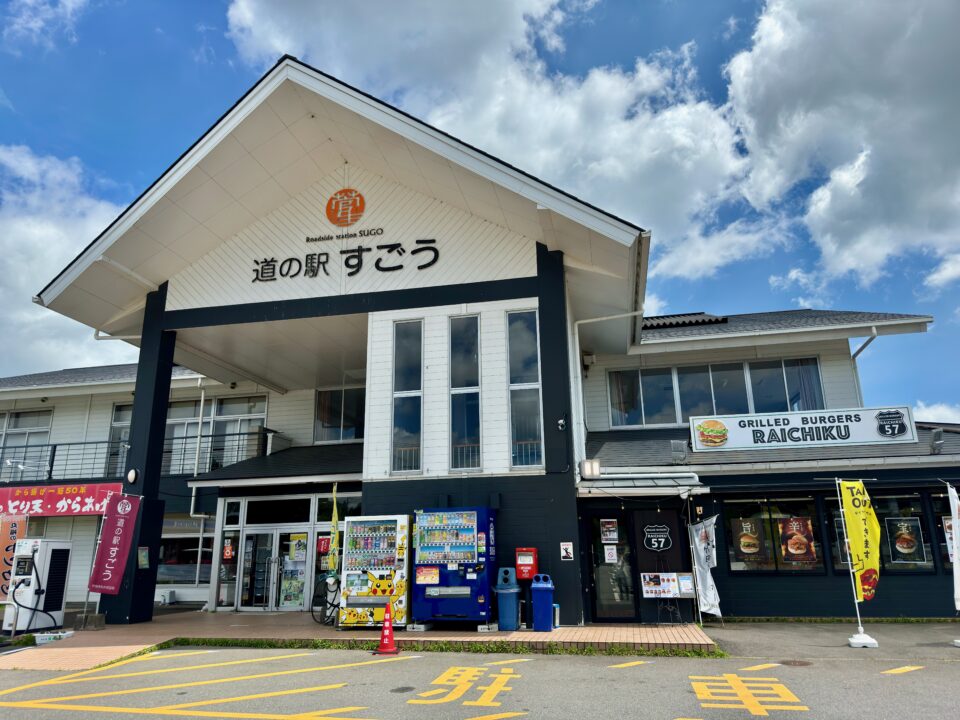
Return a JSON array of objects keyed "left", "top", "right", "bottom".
[{"left": 0, "top": 0, "right": 957, "bottom": 419}]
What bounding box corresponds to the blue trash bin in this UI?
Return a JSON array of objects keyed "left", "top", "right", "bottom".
[
  {"left": 495, "top": 568, "right": 521, "bottom": 631},
  {"left": 530, "top": 574, "right": 555, "bottom": 632}
]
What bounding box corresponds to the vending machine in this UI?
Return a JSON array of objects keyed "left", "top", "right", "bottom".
[
  {"left": 412, "top": 507, "right": 497, "bottom": 625},
  {"left": 338, "top": 515, "right": 409, "bottom": 628}
]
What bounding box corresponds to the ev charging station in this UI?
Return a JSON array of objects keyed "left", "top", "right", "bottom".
[{"left": 2, "top": 538, "right": 72, "bottom": 633}]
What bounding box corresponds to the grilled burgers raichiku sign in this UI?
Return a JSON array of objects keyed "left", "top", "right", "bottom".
[{"left": 690, "top": 406, "right": 917, "bottom": 452}]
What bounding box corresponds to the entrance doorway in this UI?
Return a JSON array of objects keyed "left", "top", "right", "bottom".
[{"left": 238, "top": 529, "right": 313, "bottom": 611}]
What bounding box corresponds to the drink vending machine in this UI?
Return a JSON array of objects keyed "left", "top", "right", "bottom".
[
  {"left": 411, "top": 507, "right": 497, "bottom": 625},
  {"left": 338, "top": 515, "right": 409, "bottom": 627}
]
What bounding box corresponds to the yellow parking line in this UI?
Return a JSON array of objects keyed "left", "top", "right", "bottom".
[
  {"left": 882, "top": 666, "right": 924, "bottom": 675},
  {"left": 0, "top": 700, "right": 367, "bottom": 720},
  {"left": 0, "top": 653, "right": 146, "bottom": 697},
  {"left": 484, "top": 659, "right": 532, "bottom": 666},
  {"left": 155, "top": 682, "right": 346, "bottom": 710},
  {"left": 48, "top": 652, "right": 315, "bottom": 685},
  {"left": 291, "top": 709, "right": 370, "bottom": 719},
  {"left": 462, "top": 713, "right": 527, "bottom": 720},
  {"left": 739, "top": 663, "right": 782, "bottom": 672},
  {"left": 608, "top": 660, "right": 649, "bottom": 668},
  {"left": 31, "top": 655, "right": 416, "bottom": 704},
  {"left": 139, "top": 650, "right": 219, "bottom": 661}
]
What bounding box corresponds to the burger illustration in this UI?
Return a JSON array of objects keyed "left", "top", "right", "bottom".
[
  {"left": 894, "top": 530, "right": 917, "bottom": 554},
  {"left": 696, "top": 419, "right": 729, "bottom": 447},
  {"left": 786, "top": 534, "right": 809, "bottom": 555},
  {"left": 738, "top": 533, "right": 761, "bottom": 554}
]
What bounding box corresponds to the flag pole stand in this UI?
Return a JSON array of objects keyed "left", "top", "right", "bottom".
[{"left": 836, "top": 479, "right": 878, "bottom": 649}]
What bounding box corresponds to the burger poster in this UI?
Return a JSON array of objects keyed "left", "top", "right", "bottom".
[
  {"left": 690, "top": 406, "right": 917, "bottom": 452},
  {"left": 778, "top": 517, "right": 817, "bottom": 563},
  {"left": 885, "top": 517, "right": 926, "bottom": 563},
  {"left": 731, "top": 518, "right": 767, "bottom": 561}
]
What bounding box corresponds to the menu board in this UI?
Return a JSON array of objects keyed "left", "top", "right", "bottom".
[
  {"left": 641, "top": 572, "right": 679, "bottom": 598},
  {"left": 731, "top": 517, "right": 766, "bottom": 561},
  {"left": 886, "top": 517, "right": 926, "bottom": 563},
  {"left": 778, "top": 517, "right": 817, "bottom": 563}
]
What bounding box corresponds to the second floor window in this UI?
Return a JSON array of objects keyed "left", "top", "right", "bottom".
[
  {"left": 392, "top": 320, "right": 422, "bottom": 472},
  {"left": 507, "top": 310, "right": 543, "bottom": 467},
  {"left": 314, "top": 387, "right": 365, "bottom": 442},
  {"left": 450, "top": 315, "right": 481, "bottom": 470},
  {"left": 609, "top": 358, "right": 825, "bottom": 428},
  {"left": 0, "top": 410, "right": 53, "bottom": 481}
]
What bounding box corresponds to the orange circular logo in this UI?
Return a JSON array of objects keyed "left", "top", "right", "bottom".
[{"left": 326, "top": 188, "right": 365, "bottom": 227}]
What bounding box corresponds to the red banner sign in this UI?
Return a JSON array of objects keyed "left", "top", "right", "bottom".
[
  {"left": 88, "top": 493, "right": 141, "bottom": 595},
  {"left": 0, "top": 483, "right": 121, "bottom": 517},
  {"left": 1, "top": 514, "right": 28, "bottom": 601}
]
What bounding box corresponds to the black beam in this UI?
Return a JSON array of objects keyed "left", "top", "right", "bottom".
[
  {"left": 536, "top": 244, "right": 573, "bottom": 474},
  {"left": 99, "top": 283, "right": 175, "bottom": 624},
  {"left": 162, "top": 276, "right": 539, "bottom": 330}
]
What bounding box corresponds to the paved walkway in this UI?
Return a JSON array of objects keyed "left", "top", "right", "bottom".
[{"left": 0, "top": 611, "right": 715, "bottom": 671}]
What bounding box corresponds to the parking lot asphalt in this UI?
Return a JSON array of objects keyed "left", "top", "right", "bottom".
[{"left": 0, "top": 626, "right": 958, "bottom": 720}]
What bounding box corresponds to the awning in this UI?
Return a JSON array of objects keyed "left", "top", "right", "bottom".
[{"left": 577, "top": 473, "right": 708, "bottom": 498}]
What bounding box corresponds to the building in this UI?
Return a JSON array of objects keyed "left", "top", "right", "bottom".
[{"left": 7, "top": 56, "right": 953, "bottom": 624}]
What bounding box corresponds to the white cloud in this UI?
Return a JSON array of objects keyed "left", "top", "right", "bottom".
[
  {"left": 914, "top": 400, "right": 960, "bottom": 424},
  {"left": 726, "top": 0, "right": 960, "bottom": 288},
  {"left": 642, "top": 292, "right": 667, "bottom": 317},
  {"left": 769, "top": 266, "right": 831, "bottom": 308},
  {"left": 2, "top": 0, "right": 89, "bottom": 51},
  {"left": 0, "top": 145, "right": 138, "bottom": 375},
  {"left": 227, "top": 1, "right": 747, "bottom": 276},
  {"left": 721, "top": 15, "right": 739, "bottom": 41}
]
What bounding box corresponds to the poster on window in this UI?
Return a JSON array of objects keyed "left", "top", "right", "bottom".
[
  {"left": 600, "top": 519, "right": 618, "bottom": 543},
  {"left": 886, "top": 517, "right": 926, "bottom": 563},
  {"left": 731, "top": 518, "right": 767, "bottom": 561},
  {"left": 778, "top": 517, "right": 817, "bottom": 563},
  {"left": 289, "top": 533, "right": 307, "bottom": 561},
  {"left": 603, "top": 544, "right": 618, "bottom": 564},
  {"left": 641, "top": 572, "right": 679, "bottom": 598},
  {"left": 834, "top": 518, "right": 850, "bottom": 566},
  {"left": 944, "top": 516, "right": 955, "bottom": 564}
]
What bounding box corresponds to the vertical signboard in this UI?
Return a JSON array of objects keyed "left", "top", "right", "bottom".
[
  {"left": 1, "top": 515, "right": 28, "bottom": 601},
  {"left": 88, "top": 494, "right": 141, "bottom": 595}
]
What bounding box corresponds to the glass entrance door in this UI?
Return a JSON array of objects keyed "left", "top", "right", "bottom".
[
  {"left": 238, "top": 529, "right": 313, "bottom": 611},
  {"left": 276, "top": 531, "right": 309, "bottom": 610},
  {"left": 588, "top": 514, "right": 639, "bottom": 621},
  {"left": 239, "top": 532, "right": 274, "bottom": 609}
]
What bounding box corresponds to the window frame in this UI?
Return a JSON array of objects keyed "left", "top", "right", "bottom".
[
  {"left": 313, "top": 385, "right": 366, "bottom": 445},
  {"left": 157, "top": 515, "right": 214, "bottom": 587},
  {"left": 606, "top": 356, "right": 826, "bottom": 429},
  {"left": 449, "top": 314, "right": 482, "bottom": 471},
  {"left": 390, "top": 319, "right": 424, "bottom": 474},
  {"left": 506, "top": 309, "right": 544, "bottom": 469}
]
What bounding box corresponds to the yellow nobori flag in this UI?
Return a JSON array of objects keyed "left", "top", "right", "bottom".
[
  {"left": 840, "top": 480, "right": 881, "bottom": 601},
  {"left": 329, "top": 482, "right": 340, "bottom": 575}
]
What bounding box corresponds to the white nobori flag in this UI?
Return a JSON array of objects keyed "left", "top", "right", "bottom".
[
  {"left": 689, "top": 516, "right": 721, "bottom": 617},
  {"left": 948, "top": 484, "right": 960, "bottom": 612}
]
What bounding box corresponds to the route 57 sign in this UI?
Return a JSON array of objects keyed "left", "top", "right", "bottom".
[{"left": 643, "top": 525, "right": 672, "bottom": 552}]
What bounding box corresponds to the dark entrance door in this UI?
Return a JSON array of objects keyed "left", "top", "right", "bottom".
[
  {"left": 585, "top": 513, "right": 639, "bottom": 621},
  {"left": 633, "top": 509, "right": 687, "bottom": 623}
]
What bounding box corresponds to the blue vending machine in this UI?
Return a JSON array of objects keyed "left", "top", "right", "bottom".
[{"left": 412, "top": 507, "right": 497, "bottom": 625}]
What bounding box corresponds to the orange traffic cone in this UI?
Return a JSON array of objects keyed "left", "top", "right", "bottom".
[{"left": 373, "top": 600, "right": 399, "bottom": 655}]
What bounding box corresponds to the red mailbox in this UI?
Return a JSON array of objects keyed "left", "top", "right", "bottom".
[{"left": 515, "top": 547, "right": 539, "bottom": 581}]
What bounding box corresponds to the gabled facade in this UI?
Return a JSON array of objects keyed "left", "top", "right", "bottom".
[{"left": 14, "top": 56, "right": 952, "bottom": 625}]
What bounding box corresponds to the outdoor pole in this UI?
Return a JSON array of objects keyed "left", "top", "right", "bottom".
[
  {"left": 81, "top": 514, "right": 104, "bottom": 628},
  {"left": 941, "top": 480, "right": 960, "bottom": 648},
  {"left": 835, "top": 478, "right": 877, "bottom": 648},
  {"left": 685, "top": 495, "right": 703, "bottom": 626}
]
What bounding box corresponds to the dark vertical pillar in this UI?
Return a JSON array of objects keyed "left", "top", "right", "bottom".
[
  {"left": 99, "top": 283, "right": 175, "bottom": 624},
  {"left": 535, "top": 242, "right": 583, "bottom": 624},
  {"left": 536, "top": 242, "right": 572, "bottom": 474}
]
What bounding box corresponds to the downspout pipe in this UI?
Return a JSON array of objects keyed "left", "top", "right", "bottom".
[
  {"left": 851, "top": 326, "right": 878, "bottom": 406},
  {"left": 190, "top": 378, "right": 213, "bottom": 519}
]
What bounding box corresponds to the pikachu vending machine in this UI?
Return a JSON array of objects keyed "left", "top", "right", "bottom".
[{"left": 338, "top": 515, "right": 409, "bottom": 628}]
